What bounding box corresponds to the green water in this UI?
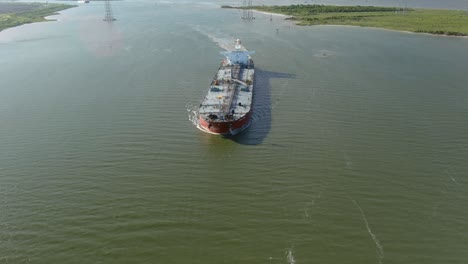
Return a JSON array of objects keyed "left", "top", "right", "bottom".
[{"left": 1, "top": 1, "right": 468, "bottom": 263}]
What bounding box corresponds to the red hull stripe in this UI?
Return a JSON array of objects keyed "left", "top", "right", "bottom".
[{"left": 199, "top": 112, "right": 252, "bottom": 135}]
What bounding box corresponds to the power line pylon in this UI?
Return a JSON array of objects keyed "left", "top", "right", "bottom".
[
  {"left": 104, "top": 0, "right": 116, "bottom": 22},
  {"left": 241, "top": 0, "right": 255, "bottom": 20}
]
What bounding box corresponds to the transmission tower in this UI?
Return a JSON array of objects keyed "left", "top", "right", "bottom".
[
  {"left": 395, "top": 0, "right": 408, "bottom": 15},
  {"left": 241, "top": 0, "right": 255, "bottom": 20},
  {"left": 103, "top": 0, "right": 116, "bottom": 22}
]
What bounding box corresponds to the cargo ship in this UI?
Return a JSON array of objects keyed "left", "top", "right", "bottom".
[{"left": 198, "top": 39, "right": 255, "bottom": 135}]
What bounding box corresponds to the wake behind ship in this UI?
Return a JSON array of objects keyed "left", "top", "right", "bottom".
[{"left": 198, "top": 39, "right": 255, "bottom": 135}]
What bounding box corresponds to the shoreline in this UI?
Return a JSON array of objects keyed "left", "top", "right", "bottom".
[
  {"left": 0, "top": 3, "right": 76, "bottom": 33},
  {"left": 232, "top": 5, "right": 468, "bottom": 38},
  {"left": 317, "top": 24, "right": 468, "bottom": 39}
]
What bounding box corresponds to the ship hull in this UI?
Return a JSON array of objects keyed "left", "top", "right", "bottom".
[
  {"left": 196, "top": 39, "right": 255, "bottom": 136},
  {"left": 199, "top": 111, "right": 252, "bottom": 135}
]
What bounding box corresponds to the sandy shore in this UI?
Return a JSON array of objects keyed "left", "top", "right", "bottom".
[
  {"left": 252, "top": 10, "right": 292, "bottom": 19},
  {"left": 319, "top": 24, "right": 468, "bottom": 39}
]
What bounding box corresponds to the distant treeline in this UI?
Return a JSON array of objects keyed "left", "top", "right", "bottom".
[{"left": 245, "top": 5, "right": 408, "bottom": 14}]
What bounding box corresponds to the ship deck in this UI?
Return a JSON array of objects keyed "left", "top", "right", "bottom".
[{"left": 199, "top": 64, "right": 254, "bottom": 122}]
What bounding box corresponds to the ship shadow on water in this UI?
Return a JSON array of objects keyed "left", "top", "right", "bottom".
[{"left": 225, "top": 69, "right": 295, "bottom": 145}]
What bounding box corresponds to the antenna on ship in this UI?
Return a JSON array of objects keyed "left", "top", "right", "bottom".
[
  {"left": 103, "top": 0, "right": 116, "bottom": 22},
  {"left": 241, "top": 0, "right": 255, "bottom": 20}
]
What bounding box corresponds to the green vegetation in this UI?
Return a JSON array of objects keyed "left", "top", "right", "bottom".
[
  {"left": 232, "top": 4, "right": 468, "bottom": 36},
  {"left": 0, "top": 2, "right": 75, "bottom": 32},
  {"left": 250, "top": 5, "right": 403, "bottom": 14}
]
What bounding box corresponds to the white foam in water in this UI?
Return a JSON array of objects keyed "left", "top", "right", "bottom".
[
  {"left": 353, "top": 200, "right": 384, "bottom": 264},
  {"left": 445, "top": 167, "right": 459, "bottom": 185},
  {"left": 186, "top": 103, "right": 200, "bottom": 127},
  {"left": 286, "top": 249, "right": 296, "bottom": 264},
  {"left": 450, "top": 176, "right": 458, "bottom": 184},
  {"left": 187, "top": 103, "right": 218, "bottom": 134},
  {"left": 189, "top": 25, "right": 236, "bottom": 51}
]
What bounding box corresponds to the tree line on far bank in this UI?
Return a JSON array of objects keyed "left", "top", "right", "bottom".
[{"left": 247, "top": 5, "right": 408, "bottom": 15}]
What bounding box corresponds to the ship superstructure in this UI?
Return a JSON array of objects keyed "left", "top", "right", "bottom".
[{"left": 198, "top": 39, "right": 255, "bottom": 135}]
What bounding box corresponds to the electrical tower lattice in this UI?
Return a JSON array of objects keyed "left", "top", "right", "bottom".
[
  {"left": 242, "top": 0, "right": 254, "bottom": 20},
  {"left": 104, "top": 0, "right": 116, "bottom": 22}
]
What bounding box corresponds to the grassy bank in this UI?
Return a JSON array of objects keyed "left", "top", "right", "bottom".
[
  {"left": 0, "top": 2, "right": 75, "bottom": 32},
  {"left": 230, "top": 4, "right": 468, "bottom": 36}
]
